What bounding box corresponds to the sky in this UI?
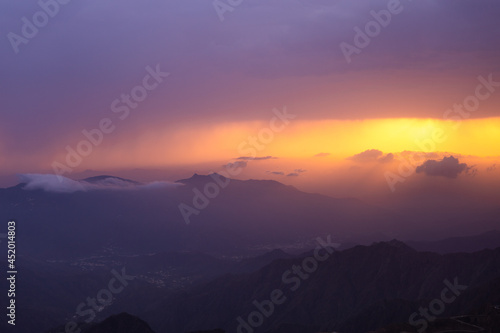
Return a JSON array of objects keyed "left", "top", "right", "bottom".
[{"left": 1, "top": 0, "right": 500, "bottom": 204}]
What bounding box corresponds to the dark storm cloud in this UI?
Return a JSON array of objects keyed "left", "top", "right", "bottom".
[{"left": 416, "top": 156, "right": 469, "bottom": 178}]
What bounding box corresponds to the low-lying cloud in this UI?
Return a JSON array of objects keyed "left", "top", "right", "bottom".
[
  {"left": 18, "top": 174, "right": 178, "bottom": 193},
  {"left": 223, "top": 161, "right": 248, "bottom": 169},
  {"left": 415, "top": 156, "right": 469, "bottom": 179},
  {"left": 348, "top": 149, "right": 393, "bottom": 163},
  {"left": 238, "top": 156, "right": 277, "bottom": 161}
]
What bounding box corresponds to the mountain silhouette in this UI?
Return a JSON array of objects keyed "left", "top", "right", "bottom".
[{"left": 0, "top": 174, "right": 399, "bottom": 259}]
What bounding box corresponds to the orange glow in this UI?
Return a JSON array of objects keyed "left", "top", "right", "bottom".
[
  {"left": 265, "top": 117, "right": 500, "bottom": 159},
  {"left": 46, "top": 117, "right": 500, "bottom": 171}
]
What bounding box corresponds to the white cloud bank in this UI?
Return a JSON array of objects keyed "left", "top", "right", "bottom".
[{"left": 17, "top": 174, "right": 178, "bottom": 193}]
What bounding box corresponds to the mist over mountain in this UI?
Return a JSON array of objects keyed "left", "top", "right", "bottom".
[
  {"left": 0, "top": 174, "right": 401, "bottom": 259},
  {"left": 1, "top": 174, "right": 499, "bottom": 333},
  {"left": 15, "top": 240, "right": 499, "bottom": 333},
  {"left": 3, "top": 1, "right": 500, "bottom": 332},
  {"left": 136, "top": 240, "right": 500, "bottom": 333},
  {"left": 407, "top": 230, "right": 500, "bottom": 254}
]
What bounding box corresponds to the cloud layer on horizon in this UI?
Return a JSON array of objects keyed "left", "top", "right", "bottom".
[
  {"left": 17, "top": 174, "right": 178, "bottom": 193},
  {"left": 348, "top": 149, "right": 394, "bottom": 163}
]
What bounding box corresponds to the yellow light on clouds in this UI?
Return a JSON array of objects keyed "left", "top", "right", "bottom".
[{"left": 58, "top": 117, "right": 500, "bottom": 171}]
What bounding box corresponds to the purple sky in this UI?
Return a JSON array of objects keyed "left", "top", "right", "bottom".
[{"left": 1, "top": 0, "right": 500, "bottom": 178}]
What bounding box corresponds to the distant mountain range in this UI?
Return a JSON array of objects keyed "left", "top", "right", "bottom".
[
  {"left": 407, "top": 230, "right": 500, "bottom": 254},
  {"left": 1, "top": 174, "right": 500, "bottom": 333},
  {"left": 2, "top": 174, "right": 498, "bottom": 260},
  {"left": 29, "top": 240, "right": 500, "bottom": 333},
  {"left": 0, "top": 174, "right": 400, "bottom": 259},
  {"left": 45, "top": 313, "right": 156, "bottom": 333},
  {"left": 135, "top": 240, "right": 500, "bottom": 333},
  {"left": 1, "top": 238, "right": 499, "bottom": 333}
]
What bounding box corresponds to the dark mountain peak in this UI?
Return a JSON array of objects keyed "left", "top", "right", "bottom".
[
  {"left": 267, "top": 248, "right": 288, "bottom": 256},
  {"left": 82, "top": 175, "right": 140, "bottom": 185},
  {"left": 245, "top": 178, "right": 284, "bottom": 186},
  {"left": 408, "top": 229, "right": 500, "bottom": 254},
  {"left": 248, "top": 248, "right": 291, "bottom": 261},
  {"left": 84, "top": 312, "right": 155, "bottom": 333},
  {"left": 480, "top": 229, "right": 500, "bottom": 237},
  {"left": 372, "top": 239, "right": 416, "bottom": 252},
  {"left": 175, "top": 174, "right": 297, "bottom": 194},
  {"left": 176, "top": 173, "right": 232, "bottom": 185},
  {"left": 242, "top": 179, "right": 300, "bottom": 193},
  {"left": 8, "top": 182, "right": 27, "bottom": 190},
  {"left": 46, "top": 313, "right": 156, "bottom": 333}
]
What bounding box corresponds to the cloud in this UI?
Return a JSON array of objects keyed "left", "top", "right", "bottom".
[
  {"left": 267, "top": 169, "right": 305, "bottom": 177},
  {"left": 378, "top": 153, "right": 394, "bottom": 163},
  {"left": 3, "top": 1, "right": 500, "bottom": 175},
  {"left": 465, "top": 166, "right": 478, "bottom": 177},
  {"left": 348, "top": 149, "right": 383, "bottom": 162},
  {"left": 487, "top": 164, "right": 497, "bottom": 172},
  {"left": 17, "top": 174, "right": 178, "bottom": 193},
  {"left": 347, "top": 149, "right": 393, "bottom": 163},
  {"left": 19, "top": 174, "right": 86, "bottom": 193},
  {"left": 223, "top": 161, "right": 248, "bottom": 169},
  {"left": 415, "top": 156, "right": 469, "bottom": 178},
  {"left": 314, "top": 153, "right": 330, "bottom": 157},
  {"left": 267, "top": 171, "right": 284, "bottom": 176},
  {"left": 286, "top": 169, "right": 307, "bottom": 177},
  {"left": 237, "top": 156, "right": 277, "bottom": 161}
]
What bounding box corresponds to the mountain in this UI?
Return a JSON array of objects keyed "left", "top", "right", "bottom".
[
  {"left": 121, "top": 249, "right": 296, "bottom": 290},
  {"left": 0, "top": 249, "right": 294, "bottom": 333},
  {"left": 20, "top": 241, "right": 500, "bottom": 333},
  {"left": 45, "top": 313, "right": 156, "bottom": 333},
  {"left": 135, "top": 241, "right": 500, "bottom": 333},
  {"left": 81, "top": 175, "right": 141, "bottom": 186},
  {"left": 0, "top": 173, "right": 399, "bottom": 259},
  {"left": 82, "top": 313, "right": 156, "bottom": 333},
  {"left": 407, "top": 230, "right": 500, "bottom": 254}
]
